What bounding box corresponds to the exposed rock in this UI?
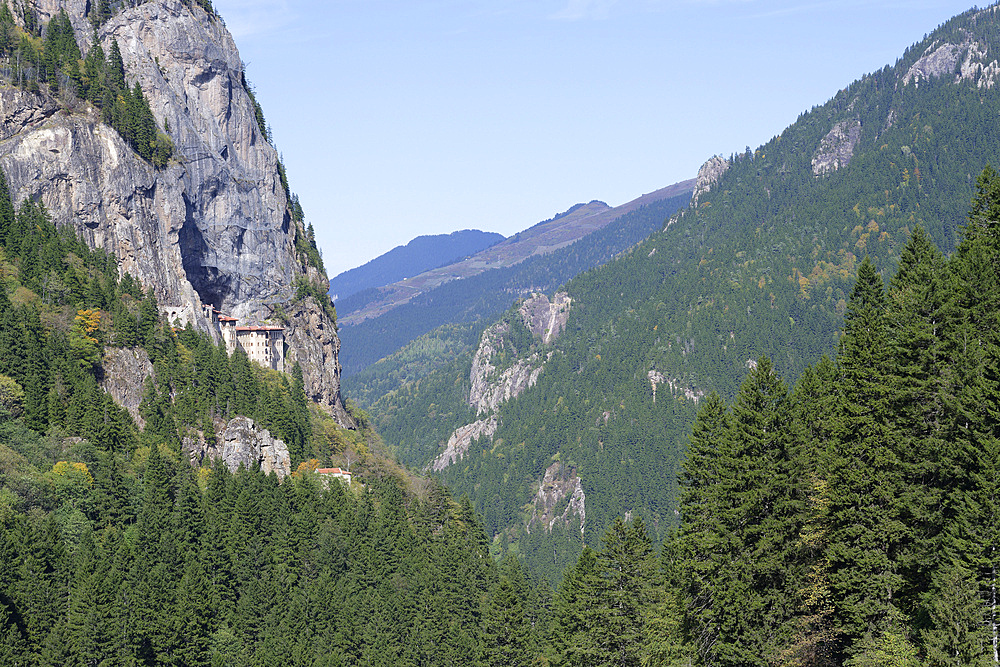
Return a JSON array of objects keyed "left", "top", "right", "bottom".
[
  {"left": 430, "top": 418, "right": 497, "bottom": 472},
  {"left": 100, "top": 347, "right": 155, "bottom": 428},
  {"left": 812, "top": 119, "right": 861, "bottom": 176},
  {"left": 280, "top": 297, "right": 350, "bottom": 424},
  {"left": 647, "top": 369, "right": 704, "bottom": 404},
  {"left": 468, "top": 320, "right": 544, "bottom": 415},
  {"left": 691, "top": 156, "right": 729, "bottom": 206},
  {"left": 904, "top": 41, "right": 965, "bottom": 86},
  {"left": 518, "top": 291, "right": 572, "bottom": 345},
  {"left": 184, "top": 416, "right": 291, "bottom": 479},
  {"left": 959, "top": 41, "right": 999, "bottom": 89},
  {"left": 903, "top": 38, "right": 999, "bottom": 89},
  {"left": 436, "top": 294, "right": 568, "bottom": 470},
  {"left": 0, "top": 1, "right": 348, "bottom": 422},
  {"left": 526, "top": 462, "right": 585, "bottom": 536}
]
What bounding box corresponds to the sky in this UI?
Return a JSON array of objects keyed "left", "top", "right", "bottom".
[{"left": 211, "top": 0, "right": 980, "bottom": 278}]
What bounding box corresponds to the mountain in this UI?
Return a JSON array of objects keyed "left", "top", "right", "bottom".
[
  {"left": 329, "top": 229, "right": 504, "bottom": 301},
  {"left": 0, "top": 0, "right": 348, "bottom": 422},
  {"left": 338, "top": 180, "right": 694, "bottom": 377},
  {"left": 367, "top": 4, "right": 1000, "bottom": 581}
]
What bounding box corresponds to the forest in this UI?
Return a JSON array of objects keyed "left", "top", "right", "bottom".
[
  {"left": 359, "top": 4, "right": 1000, "bottom": 584},
  {"left": 0, "top": 5, "right": 173, "bottom": 167},
  {"left": 659, "top": 166, "right": 1000, "bottom": 666},
  {"left": 339, "top": 192, "right": 691, "bottom": 377},
  {"left": 8, "top": 153, "right": 1000, "bottom": 665}
]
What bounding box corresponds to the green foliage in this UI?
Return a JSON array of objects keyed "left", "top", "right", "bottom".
[
  {"left": 339, "top": 192, "right": 692, "bottom": 376},
  {"left": 0, "top": 455, "right": 498, "bottom": 665},
  {"left": 293, "top": 275, "right": 337, "bottom": 324},
  {"left": 0, "top": 10, "right": 175, "bottom": 168},
  {"left": 662, "top": 166, "right": 1000, "bottom": 665}
]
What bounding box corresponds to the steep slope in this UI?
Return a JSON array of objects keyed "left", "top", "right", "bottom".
[
  {"left": 370, "top": 4, "right": 1000, "bottom": 580},
  {"left": 329, "top": 229, "right": 504, "bottom": 300},
  {"left": 340, "top": 181, "right": 693, "bottom": 327},
  {"left": 339, "top": 183, "right": 693, "bottom": 377},
  {"left": 0, "top": 0, "right": 349, "bottom": 421}
]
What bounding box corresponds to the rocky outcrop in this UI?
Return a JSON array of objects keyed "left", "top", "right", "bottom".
[
  {"left": 647, "top": 369, "right": 704, "bottom": 404},
  {"left": 468, "top": 321, "right": 544, "bottom": 415},
  {"left": 691, "top": 156, "right": 729, "bottom": 206},
  {"left": 280, "top": 297, "right": 349, "bottom": 423},
  {"left": 434, "top": 292, "right": 572, "bottom": 469},
  {"left": 812, "top": 119, "right": 861, "bottom": 176},
  {"left": 430, "top": 418, "right": 497, "bottom": 472},
  {"left": 0, "top": 1, "right": 348, "bottom": 422},
  {"left": 904, "top": 38, "right": 999, "bottom": 89},
  {"left": 100, "top": 347, "right": 155, "bottom": 428},
  {"left": 519, "top": 292, "right": 571, "bottom": 345},
  {"left": 526, "top": 462, "right": 585, "bottom": 536},
  {"left": 468, "top": 292, "right": 572, "bottom": 414},
  {"left": 959, "top": 41, "right": 999, "bottom": 89},
  {"left": 184, "top": 416, "right": 291, "bottom": 479}
]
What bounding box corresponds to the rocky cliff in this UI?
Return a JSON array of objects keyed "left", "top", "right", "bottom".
[
  {"left": 184, "top": 416, "right": 292, "bottom": 479},
  {"left": 811, "top": 119, "right": 862, "bottom": 176},
  {"left": 690, "top": 155, "right": 729, "bottom": 207},
  {"left": 0, "top": 0, "right": 349, "bottom": 423},
  {"left": 526, "top": 461, "right": 585, "bottom": 537},
  {"left": 433, "top": 292, "right": 571, "bottom": 471}
]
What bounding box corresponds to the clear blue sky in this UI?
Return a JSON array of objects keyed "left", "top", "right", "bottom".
[{"left": 211, "top": 0, "right": 978, "bottom": 278}]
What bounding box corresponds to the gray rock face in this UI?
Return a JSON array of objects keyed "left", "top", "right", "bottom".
[
  {"left": 526, "top": 462, "right": 585, "bottom": 536},
  {"left": 434, "top": 292, "right": 573, "bottom": 470},
  {"left": 184, "top": 416, "right": 291, "bottom": 479},
  {"left": 647, "top": 369, "right": 705, "bottom": 405},
  {"left": 429, "top": 418, "right": 497, "bottom": 472},
  {"left": 0, "top": 1, "right": 348, "bottom": 421},
  {"left": 812, "top": 119, "right": 862, "bottom": 176},
  {"left": 100, "top": 347, "right": 155, "bottom": 428},
  {"left": 468, "top": 321, "right": 544, "bottom": 416},
  {"left": 904, "top": 37, "right": 1000, "bottom": 89},
  {"left": 518, "top": 292, "right": 571, "bottom": 345},
  {"left": 691, "top": 155, "right": 729, "bottom": 206},
  {"left": 904, "top": 41, "right": 965, "bottom": 86}
]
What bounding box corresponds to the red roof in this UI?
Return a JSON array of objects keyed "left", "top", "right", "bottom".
[
  {"left": 218, "top": 315, "right": 238, "bottom": 322},
  {"left": 316, "top": 467, "right": 351, "bottom": 476}
]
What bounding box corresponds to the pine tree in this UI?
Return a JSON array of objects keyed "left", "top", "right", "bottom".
[
  {"left": 826, "top": 257, "right": 907, "bottom": 654},
  {"left": 550, "top": 545, "right": 602, "bottom": 666},
  {"left": 480, "top": 570, "right": 535, "bottom": 666}
]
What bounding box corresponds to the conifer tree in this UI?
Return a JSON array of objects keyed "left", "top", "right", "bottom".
[{"left": 826, "top": 257, "right": 907, "bottom": 654}]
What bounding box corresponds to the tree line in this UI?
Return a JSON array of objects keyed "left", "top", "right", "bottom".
[{"left": 660, "top": 166, "right": 1000, "bottom": 665}]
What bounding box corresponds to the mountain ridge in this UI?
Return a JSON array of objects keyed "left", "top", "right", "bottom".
[
  {"left": 366, "top": 2, "right": 1000, "bottom": 581},
  {"left": 338, "top": 178, "right": 695, "bottom": 327},
  {"left": 329, "top": 229, "right": 504, "bottom": 301}
]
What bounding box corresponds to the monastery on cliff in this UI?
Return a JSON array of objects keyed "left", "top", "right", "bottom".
[{"left": 161, "top": 304, "right": 286, "bottom": 373}]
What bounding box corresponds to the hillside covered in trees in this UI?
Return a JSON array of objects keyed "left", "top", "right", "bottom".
[
  {"left": 329, "top": 229, "right": 504, "bottom": 301},
  {"left": 7, "top": 176, "right": 1000, "bottom": 664},
  {"left": 362, "top": 3, "right": 1000, "bottom": 581},
  {"left": 339, "top": 190, "right": 691, "bottom": 377}
]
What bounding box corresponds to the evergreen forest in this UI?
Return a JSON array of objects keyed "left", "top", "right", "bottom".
[
  {"left": 339, "top": 192, "right": 691, "bottom": 377},
  {"left": 0, "top": 6, "right": 174, "bottom": 167},
  {"left": 359, "top": 4, "right": 1000, "bottom": 583}
]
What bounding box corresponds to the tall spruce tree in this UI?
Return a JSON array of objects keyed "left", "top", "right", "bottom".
[{"left": 826, "top": 257, "right": 908, "bottom": 656}]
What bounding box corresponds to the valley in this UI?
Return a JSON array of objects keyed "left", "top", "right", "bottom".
[{"left": 0, "top": 0, "right": 999, "bottom": 665}]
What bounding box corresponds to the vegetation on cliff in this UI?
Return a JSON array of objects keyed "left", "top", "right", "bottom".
[{"left": 0, "top": 6, "right": 173, "bottom": 167}]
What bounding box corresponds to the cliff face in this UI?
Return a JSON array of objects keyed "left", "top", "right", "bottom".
[
  {"left": 434, "top": 292, "right": 571, "bottom": 472},
  {"left": 184, "top": 416, "right": 292, "bottom": 479},
  {"left": 0, "top": 0, "right": 349, "bottom": 422}
]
